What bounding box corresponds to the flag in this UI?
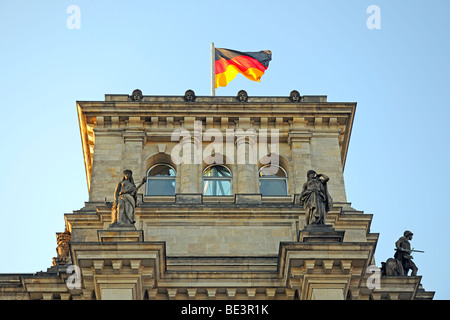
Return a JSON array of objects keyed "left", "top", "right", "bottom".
[{"left": 214, "top": 48, "right": 272, "bottom": 88}]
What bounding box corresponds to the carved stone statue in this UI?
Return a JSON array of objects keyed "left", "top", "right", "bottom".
[
  {"left": 394, "top": 230, "right": 419, "bottom": 276},
  {"left": 381, "top": 257, "right": 404, "bottom": 276},
  {"left": 111, "top": 170, "right": 147, "bottom": 227},
  {"left": 236, "top": 90, "right": 248, "bottom": 102},
  {"left": 131, "top": 89, "right": 143, "bottom": 101},
  {"left": 52, "top": 229, "right": 71, "bottom": 266},
  {"left": 381, "top": 230, "right": 419, "bottom": 276},
  {"left": 184, "top": 89, "right": 196, "bottom": 102},
  {"left": 289, "top": 90, "right": 301, "bottom": 102},
  {"left": 299, "top": 170, "right": 333, "bottom": 225}
]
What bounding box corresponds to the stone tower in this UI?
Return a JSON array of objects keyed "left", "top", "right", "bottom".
[{"left": 0, "top": 90, "right": 434, "bottom": 300}]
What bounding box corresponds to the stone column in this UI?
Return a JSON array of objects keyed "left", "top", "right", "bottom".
[
  {"left": 235, "top": 132, "right": 259, "bottom": 194},
  {"left": 122, "top": 129, "right": 146, "bottom": 184},
  {"left": 89, "top": 130, "right": 123, "bottom": 202},
  {"left": 310, "top": 130, "right": 347, "bottom": 203},
  {"left": 179, "top": 136, "right": 201, "bottom": 194},
  {"left": 288, "top": 129, "right": 313, "bottom": 194}
]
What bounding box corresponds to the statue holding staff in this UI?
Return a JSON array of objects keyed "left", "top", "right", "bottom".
[
  {"left": 299, "top": 170, "right": 333, "bottom": 226},
  {"left": 111, "top": 170, "right": 147, "bottom": 227}
]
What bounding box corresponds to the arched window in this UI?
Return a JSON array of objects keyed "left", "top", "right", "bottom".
[
  {"left": 259, "top": 165, "right": 288, "bottom": 196},
  {"left": 202, "top": 165, "right": 232, "bottom": 196},
  {"left": 146, "top": 164, "right": 176, "bottom": 196}
]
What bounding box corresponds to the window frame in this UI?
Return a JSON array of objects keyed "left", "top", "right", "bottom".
[
  {"left": 202, "top": 164, "right": 232, "bottom": 196},
  {"left": 145, "top": 163, "right": 176, "bottom": 196},
  {"left": 258, "top": 164, "right": 289, "bottom": 196}
]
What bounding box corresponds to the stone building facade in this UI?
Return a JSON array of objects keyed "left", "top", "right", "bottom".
[{"left": 0, "top": 90, "right": 434, "bottom": 300}]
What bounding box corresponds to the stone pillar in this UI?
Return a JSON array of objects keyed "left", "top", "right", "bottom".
[
  {"left": 288, "top": 129, "right": 313, "bottom": 194},
  {"left": 89, "top": 130, "right": 123, "bottom": 202},
  {"left": 310, "top": 130, "right": 347, "bottom": 203},
  {"left": 179, "top": 136, "right": 201, "bottom": 194},
  {"left": 122, "top": 129, "right": 146, "bottom": 185},
  {"left": 235, "top": 132, "right": 258, "bottom": 194}
]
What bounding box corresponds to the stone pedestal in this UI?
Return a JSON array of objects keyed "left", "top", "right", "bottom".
[
  {"left": 298, "top": 224, "right": 345, "bottom": 243},
  {"left": 98, "top": 224, "right": 144, "bottom": 242}
]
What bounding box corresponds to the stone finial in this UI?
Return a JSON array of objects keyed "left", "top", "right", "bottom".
[
  {"left": 131, "top": 89, "right": 143, "bottom": 101},
  {"left": 289, "top": 90, "right": 301, "bottom": 102},
  {"left": 184, "top": 89, "right": 196, "bottom": 102},
  {"left": 236, "top": 90, "right": 248, "bottom": 102}
]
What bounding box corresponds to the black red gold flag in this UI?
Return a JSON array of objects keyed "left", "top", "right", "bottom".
[{"left": 214, "top": 48, "right": 272, "bottom": 88}]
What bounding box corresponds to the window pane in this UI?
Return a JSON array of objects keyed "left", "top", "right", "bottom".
[
  {"left": 260, "top": 179, "right": 287, "bottom": 196},
  {"left": 146, "top": 178, "right": 176, "bottom": 196},
  {"left": 149, "top": 165, "right": 176, "bottom": 177},
  {"left": 203, "top": 179, "right": 231, "bottom": 196},
  {"left": 203, "top": 165, "right": 231, "bottom": 178},
  {"left": 259, "top": 165, "right": 286, "bottom": 177}
]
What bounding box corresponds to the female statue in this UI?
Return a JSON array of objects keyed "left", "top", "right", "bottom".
[
  {"left": 299, "top": 170, "right": 333, "bottom": 225},
  {"left": 111, "top": 170, "right": 146, "bottom": 227}
]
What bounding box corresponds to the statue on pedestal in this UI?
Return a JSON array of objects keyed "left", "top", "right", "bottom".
[
  {"left": 394, "top": 230, "right": 419, "bottom": 276},
  {"left": 110, "top": 170, "right": 147, "bottom": 228},
  {"left": 381, "top": 230, "right": 421, "bottom": 276},
  {"left": 299, "top": 170, "right": 333, "bottom": 226},
  {"left": 52, "top": 229, "right": 71, "bottom": 266}
]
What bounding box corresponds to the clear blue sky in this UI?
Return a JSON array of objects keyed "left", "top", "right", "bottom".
[{"left": 0, "top": 1, "right": 449, "bottom": 299}]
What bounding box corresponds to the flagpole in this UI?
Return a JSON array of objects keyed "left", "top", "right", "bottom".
[{"left": 211, "top": 42, "right": 215, "bottom": 96}]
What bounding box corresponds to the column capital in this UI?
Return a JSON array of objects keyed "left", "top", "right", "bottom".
[
  {"left": 288, "top": 130, "right": 312, "bottom": 146},
  {"left": 122, "top": 129, "right": 146, "bottom": 147}
]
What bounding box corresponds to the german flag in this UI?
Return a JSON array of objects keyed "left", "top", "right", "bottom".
[{"left": 215, "top": 48, "right": 272, "bottom": 88}]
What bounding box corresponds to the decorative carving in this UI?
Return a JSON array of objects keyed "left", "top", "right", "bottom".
[
  {"left": 52, "top": 229, "right": 71, "bottom": 266},
  {"left": 131, "top": 89, "right": 143, "bottom": 101},
  {"left": 299, "top": 170, "right": 333, "bottom": 226},
  {"left": 381, "top": 257, "right": 404, "bottom": 276},
  {"left": 110, "top": 170, "right": 146, "bottom": 228},
  {"left": 236, "top": 90, "right": 248, "bottom": 102},
  {"left": 289, "top": 90, "right": 301, "bottom": 102},
  {"left": 184, "top": 89, "right": 196, "bottom": 102}
]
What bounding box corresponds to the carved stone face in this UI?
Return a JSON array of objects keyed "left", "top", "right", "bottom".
[
  {"left": 307, "top": 170, "right": 316, "bottom": 180},
  {"left": 289, "top": 90, "right": 300, "bottom": 102},
  {"left": 184, "top": 90, "right": 196, "bottom": 102},
  {"left": 237, "top": 90, "right": 248, "bottom": 102},
  {"left": 123, "top": 170, "right": 132, "bottom": 180},
  {"left": 132, "top": 89, "right": 143, "bottom": 101},
  {"left": 404, "top": 230, "right": 413, "bottom": 240}
]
